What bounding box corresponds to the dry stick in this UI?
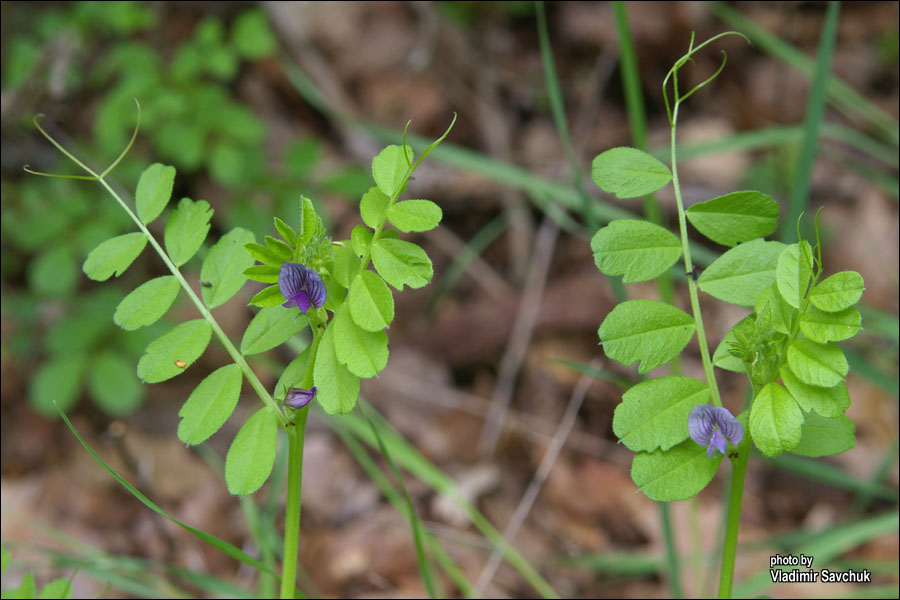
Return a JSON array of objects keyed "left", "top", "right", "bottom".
[
  {"left": 478, "top": 217, "right": 560, "bottom": 455},
  {"left": 426, "top": 226, "right": 515, "bottom": 303},
  {"left": 470, "top": 367, "right": 595, "bottom": 598}
]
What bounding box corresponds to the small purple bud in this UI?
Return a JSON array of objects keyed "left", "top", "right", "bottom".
[
  {"left": 688, "top": 405, "right": 743, "bottom": 457},
  {"left": 278, "top": 262, "right": 326, "bottom": 312},
  {"left": 285, "top": 386, "right": 317, "bottom": 409}
]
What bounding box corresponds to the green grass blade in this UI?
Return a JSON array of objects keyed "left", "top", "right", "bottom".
[
  {"left": 709, "top": 2, "right": 899, "bottom": 147},
  {"left": 327, "top": 402, "right": 561, "bottom": 599},
  {"left": 362, "top": 405, "right": 438, "bottom": 599},
  {"left": 782, "top": 1, "right": 840, "bottom": 241},
  {"left": 57, "top": 408, "right": 281, "bottom": 581},
  {"left": 331, "top": 421, "right": 470, "bottom": 596}
]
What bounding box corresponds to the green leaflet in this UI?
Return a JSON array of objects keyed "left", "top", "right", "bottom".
[
  {"left": 776, "top": 241, "right": 814, "bottom": 309},
  {"left": 779, "top": 366, "right": 849, "bottom": 418},
  {"left": 249, "top": 285, "right": 285, "bottom": 308},
  {"left": 713, "top": 316, "right": 750, "bottom": 373},
  {"left": 697, "top": 239, "right": 785, "bottom": 306},
  {"left": 201, "top": 227, "right": 256, "bottom": 308},
  {"left": 135, "top": 163, "right": 176, "bottom": 225},
  {"left": 273, "top": 216, "right": 298, "bottom": 247},
  {"left": 387, "top": 199, "right": 443, "bottom": 233},
  {"left": 240, "top": 306, "right": 308, "bottom": 355},
  {"left": 298, "top": 195, "right": 324, "bottom": 247},
  {"left": 790, "top": 413, "right": 855, "bottom": 458},
  {"left": 372, "top": 144, "right": 413, "bottom": 197},
  {"left": 29, "top": 356, "right": 86, "bottom": 417},
  {"left": 178, "top": 364, "right": 243, "bottom": 445},
  {"left": 631, "top": 439, "right": 722, "bottom": 502},
  {"left": 314, "top": 321, "right": 360, "bottom": 414},
  {"left": 30, "top": 245, "right": 77, "bottom": 297},
  {"left": 591, "top": 147, "right": 672, "bottom": 199},
  {"left": 351, "top": 225, "right": 373, "bottom": 256},
  {"left": 809, "top": 270, "right": 865, "bottom": 312},
  {"left": 164, "top": 198, "right": 212, "bottom": 266},
  {"left": 113, "top": 275, "right": 181, "bottom": 331},
  {"left": 332, "top": 305, "right": 389, "bottom": 378},
  {"left": 332, "top": 244, "right": 361, "bottom": 287},
  {"left": 224, "top": 406, "right": 278, "bottom": 496},
  {"left": 136, "top": 319, "right": 212, "bottom": 383},
  {"left": 243, "top": 265, "right": 280, "bottom": 284},
  {"left": 591, "top": 220, "right": 682, "bottom": 283},
  {"left": 685, "top": 191, "right": 779, "bottom": 247},
  {"left": 360, "top": 186, "right": 390, "bottom": 229},
  {"left": 348, "top": 270, "right": 394, "bottom": 332},
  {"left": 275, "top": 347, "right": 310, "bottom": 399},
  {"left": 799, "top": 305, "right": 861, "bottom": 343},
  {"left": 598, "top": 299, "right": 695, "bottom": 374},
  {"left": 750, "top": 382, "right": 803, "bottom": 457},
  {"left": 754, "top": 283, "right": 794, "bottom": 335},
  {"left": 613, "top": 376, "right": 709, "bottom": 452},
  {"left": 82, "top": 232, "right": 147, "bottom": 281},
  {"left": 787, "top": 338, "right": 848, "bottom": 388},
  {"left": 88, "top": 351, "right": 142, "bottom": 417},
  {"left": 371, "top": 238, "right": 433, "bottom": 290},
  {"left": 245, "top": 241, "right": 286, "bottom": 266}
]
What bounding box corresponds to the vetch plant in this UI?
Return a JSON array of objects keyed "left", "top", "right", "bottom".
[
  {"left": 591, "top": 33, "right": 864, "bottom": 598},
  {"left": 26, "top": 103, "right": 455, "bottom": 599}
]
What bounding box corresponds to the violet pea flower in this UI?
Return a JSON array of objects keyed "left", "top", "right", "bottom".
[
  {"left": 688, "top": 405, "right": 743, "bottom": 457},
  {"left": 279, "top": 262, "right": 326, "bottom": 313},
  {"left": 285, "top": 386, "right": 317, "bottom": 409}
]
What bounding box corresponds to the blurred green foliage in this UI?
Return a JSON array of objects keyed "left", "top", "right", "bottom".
[{"left": 1, "top": 2, "right": 367, "bottom": 418}]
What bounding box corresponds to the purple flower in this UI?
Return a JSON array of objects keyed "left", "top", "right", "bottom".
[
  {"left": 279, "top": 262, "right": 326, "bottom": 312},
  {"left": 688, "top": 405, "right": 743, "bottom": 457},
  {"left": 285, "top": 386, "right": 317, "bottom": 409}
]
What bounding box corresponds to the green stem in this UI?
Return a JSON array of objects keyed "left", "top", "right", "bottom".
[
  {"left": 280, "top": 325, "right": 322, "bottom": 599},
  {"left": 669, "top": 103, "right": 722, "bottom": 408},
  {"left": 718, "top": 435, "right": 751, "bottom": 599}
]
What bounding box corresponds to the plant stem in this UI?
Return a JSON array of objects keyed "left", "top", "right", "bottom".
[
  {"left": 280, "top": 325, "right": 322, "bottom": 599},
  {"left": 718, "top": 435, "right": 751, "bottom": 598},
  {"left": 669, "top": 103, "right": 723, "bottom": 408}
]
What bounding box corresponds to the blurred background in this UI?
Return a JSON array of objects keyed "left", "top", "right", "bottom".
[{"left": 1, "top": 1, "right": 897, "bottom": 598}]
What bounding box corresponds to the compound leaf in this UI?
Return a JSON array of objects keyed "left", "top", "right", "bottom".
[
  {"left": 137, "top": 319, "right": 212, "bottom": 383},
  {"left": 241, "top": 306, "right": 308, "bottom": 355},
  {"left": 178, "top": 364, "right": 243, "bottom": 445},
  {"left": 591, "top": 220, "right": 682, "bottom": 283},
  {"left": 136, "top": 163, "right": 176, "bottom": 225},
  {"left": 598, "top": 299, "right": 695, "bottom": 374},
  {"left": 114, "top": 275, "right": 181, "bottom": 331},
  {"left": 631, "top": 439, "right": 722, "bottom": 502},
  {"left": 201, "top": 227, "right": 256, "bottom": 308},
  {"left": 165, "top": 198, "right": 212, "bottom": 266},
  {"left": 591, "top": 147, "right": 672, "bottom": 199},
  {"left": 348, "top": 270, "right": 394, "bottom": 331},
  {"left": 750, "top": 382, "right": 803, "bottom": 457},
  {"left": 697, "top": 239, "right": 785, "bottom": 306},
  {"left": 685, "top": 191, "right": 779, "bottom": 247},
  {"left": 613, "top": 376, "right": 709, "bottom": 452},
  {"left": 787, "top": 339, "right": 848, "bottom": 388},
  {"left": 83, "top": 232, "right": 147, "bottom": 281},
  {"left": 225, "top": 406, "right": 277, "bottom": 496},
  {"left": 809, "top": 271, "right": 864, "bottom": 312}
]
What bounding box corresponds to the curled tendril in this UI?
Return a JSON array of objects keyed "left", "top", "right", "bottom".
[
  {"left": 662, "top": 31, "right": 751, "bottom": 127},
  {"left": 24, "top": 98, "right": 141, "bottom": 181}
]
